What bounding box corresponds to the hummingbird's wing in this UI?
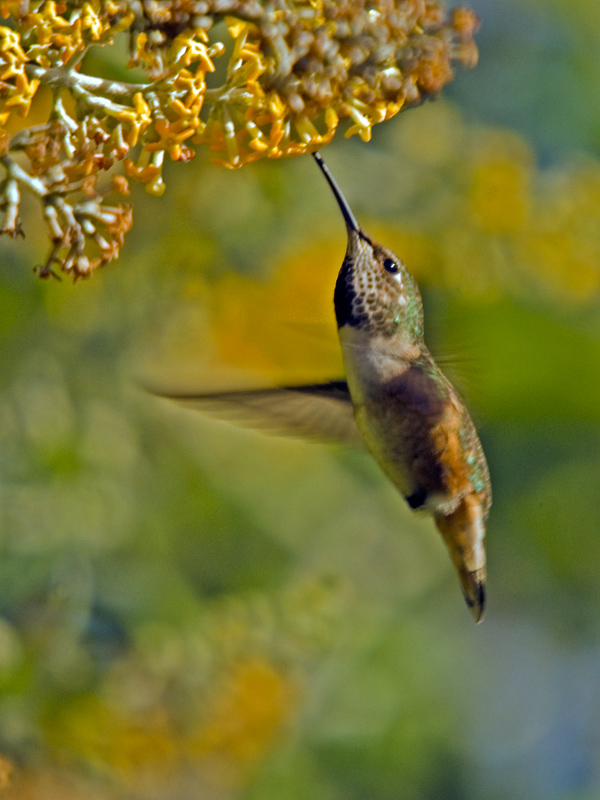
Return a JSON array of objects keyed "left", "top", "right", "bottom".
[{"left": 150, "top": 380, "right": 363, "bottom": 445}]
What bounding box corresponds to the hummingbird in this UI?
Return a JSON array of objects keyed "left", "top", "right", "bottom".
[{"left": 152, "top": 152, "right": 491, "bottom": 622}]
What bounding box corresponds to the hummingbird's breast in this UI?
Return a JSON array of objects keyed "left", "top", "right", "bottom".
[{"left": 357, "top": 366, "right": 451, "bottom": 508}]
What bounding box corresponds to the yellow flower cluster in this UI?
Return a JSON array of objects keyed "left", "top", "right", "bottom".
[
  {"left": 198, "top": 3, "right": 478, "bottom": 166},
  {"left": 17, "top": 0, "right": 134, "bottom": 67},
  {"left": 0, "top": 0, "right": 478, "bottom": 278},
  {"left": 0, "top": 26, "right": 39, "bottom": 125}
]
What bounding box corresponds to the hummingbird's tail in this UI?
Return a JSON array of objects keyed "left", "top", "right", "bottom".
[{"left": 434, "top": 495, "right": 487, "bottom": 623}]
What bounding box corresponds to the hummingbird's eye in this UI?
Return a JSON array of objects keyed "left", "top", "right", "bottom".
[{"left": 383, "top": 258, "right": 399, "bottom": 274}]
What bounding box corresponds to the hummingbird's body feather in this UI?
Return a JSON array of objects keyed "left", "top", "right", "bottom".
[{"left": 151, "top": 152, "right": 491, "bottom": 622}]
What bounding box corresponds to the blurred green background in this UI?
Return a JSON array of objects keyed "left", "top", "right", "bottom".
[{"left": 1, "top": 0, "right": 600, "bottom": 797}]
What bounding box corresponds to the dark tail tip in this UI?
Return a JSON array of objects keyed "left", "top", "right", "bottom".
[{"left": 464, "top": 580, "right": 486, "bottom": 624}]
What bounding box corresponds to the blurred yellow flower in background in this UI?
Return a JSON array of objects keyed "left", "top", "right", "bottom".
[
  {"left": 188, "top": 656, "right": 298, "bottom": 764},
  {"left": 469, "top": 135, "right": 533, "bottom": 236},
  {"left": 46, "top": 695, "right": 179, "bottom": 787},
  {"left": 209, "top": 241, "right": 343, "bottom": 382},
  {"left": 43, "top": 656, "right": 296, "bottom": 796}
]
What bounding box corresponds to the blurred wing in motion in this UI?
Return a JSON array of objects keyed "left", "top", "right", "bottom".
[{"left": 150, "top": 380, "right": 363, "bottom": 445}]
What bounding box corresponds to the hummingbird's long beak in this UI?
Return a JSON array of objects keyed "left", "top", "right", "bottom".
[
  {"left": 312, "top": 152, "right": 361, "bottom": 234},
  {"left": 434, "top": 495, "right": 487, "bottom": 623}
]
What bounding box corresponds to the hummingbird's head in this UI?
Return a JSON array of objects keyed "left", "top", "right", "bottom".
[
  {"left": 334, "top": 231, "right": 424, "bottom": 338},
  {"left": 311, "top": 151, "right": 424, "bottom": 339}
]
